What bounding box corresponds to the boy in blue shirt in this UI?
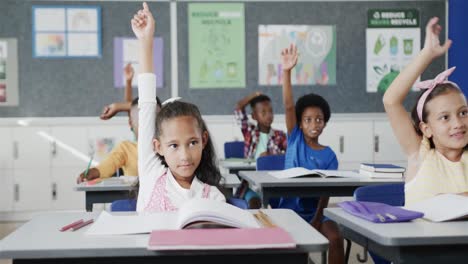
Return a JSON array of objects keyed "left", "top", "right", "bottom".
[{"left": 281, "top": 44, "right": 343, "bottom": 264}]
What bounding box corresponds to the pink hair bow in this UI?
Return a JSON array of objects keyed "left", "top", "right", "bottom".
[{"left": 415, "top": 67, "right": 458, "bottom": 121}]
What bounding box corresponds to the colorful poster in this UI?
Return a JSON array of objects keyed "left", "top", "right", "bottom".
[
  {"left": 188, "top": 3, "right": 246, "bottom": 89},
  {"left": 366, "top": 9, "right": 420, "bottom": 93},
  {"left": 32, "top": 6, "right": 101, "bottom": 58},
  {"left": 113, "top": 37, "right": 164, "bottom": 89},
  {"left": 0, "top": 39, "right": 19, "bottom": 106},
  {"left": 258, "top": 25, "right": 336, "bottom": 86}
]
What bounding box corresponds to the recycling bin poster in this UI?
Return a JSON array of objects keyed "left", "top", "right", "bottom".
[{"left": 366, "top": 9, "right": 420, "bottom": 93}]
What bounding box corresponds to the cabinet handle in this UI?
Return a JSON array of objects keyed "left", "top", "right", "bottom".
[
  {"left": 13, "top": 141, "right": 18, "bottom": 160},
  {"left": 14, "top": 184, "right": 19, "bottom": 202},
  {"left": 51, "top": 141, "right": 57, "bottom": 157},
  {"left": 374, "top": 135, "right": 380, "bottom": 153},
  {"left": 339, "top": 136, "right": 344, "bottom": 153},
  {"left": 52, "top": 182, "right": 57, "bottom": 200}
]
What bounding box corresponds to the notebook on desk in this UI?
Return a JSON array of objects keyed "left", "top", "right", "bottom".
[{"left": 147, "top": 227, "right": 296, "bottom": 250}]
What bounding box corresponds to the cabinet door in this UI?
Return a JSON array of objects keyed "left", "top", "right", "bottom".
[
  {"left": 0, "top": 169, "right": 14, "bottom": 212},
  {"left": 373, "top": 121, "right": 406, "bottom": 162},
  {"left": 51, "top": 167, "right": 85, "bottom": 210},
  {"left": 50, "top": 126, "right": 89, "bottom": 167},
  {"left": 320, "top": 121, "right": 374, "bottom": 163},
  {"left": 0, "top": 127, "right": 13, "bottom": 169},
  {"left": 86, "top": 125, "right": 131, "bottom": 163},
  {"left": 13, "top": 168, "right": 51, "bottom": 211},
  {"left": 12, "top": 127, "right": 51, "bottom": 169}
]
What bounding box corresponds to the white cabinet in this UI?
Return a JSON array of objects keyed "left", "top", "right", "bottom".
[
  {"left": 373, "top": 121, "right": 406, "bottom": 162},
  {"left": 0, "top": 127, "right": 13, "bottom": 170},
  {"left": 13, "top": 168, "right": 51, "bottom": 211},
  {"left": 321, "top": 121, "right": 374, "bottom": 164},
  {"left": 12, "top": 127, "right": 51, "bottom": 169},
  {"left": 0, "top": 169, "right": 14, "bottom": 212},
  {"left": 51, "top": 167, "right": 85, "bottom": 210},
  {"left": 50, "top": 126, "right": 89, "bottom": 167}
]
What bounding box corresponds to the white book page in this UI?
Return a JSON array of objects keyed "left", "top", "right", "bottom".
[
  {"left": 314, "top": 170, "right": 364, "bottom": 178},
  {"left": 405, "top": 194, "right": 468, "bottom": 222},
  {"left": 177, "top": 199, "right": 260, "bottom": 228},
  {"left": 86, "top": 211, "right": 178, "bottom": 235},
  {"left": 268, "top": 167, "right": 313, "bottom": 179}
]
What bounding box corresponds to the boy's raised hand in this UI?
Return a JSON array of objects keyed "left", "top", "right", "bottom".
[
  {"left": 423, "top": 17, "right": 451, "bottom": 59},
  {"left": 281, "top": 44, "right": 299, "bottom": 71},
  {"left": 124, "top": 63, "right": 134, "bottom": 82},
  {"left": 131, "top": 2, "right": 155, "bottom": 40}
]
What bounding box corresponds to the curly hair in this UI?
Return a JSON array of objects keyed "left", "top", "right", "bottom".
[{"left": 295, "top": 93, "right": 331, "bottom": 123}]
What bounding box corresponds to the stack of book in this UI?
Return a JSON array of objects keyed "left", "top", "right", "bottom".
[{"left": 359, "top": 163, "right": 405, "bottom": 178}]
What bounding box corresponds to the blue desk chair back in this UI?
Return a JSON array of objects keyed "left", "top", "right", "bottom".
[
  {"left": 110, "top": 198, "right": 249, "bottom": 211},
  {"left": 347, "top": 183, "right": 405, "bottom": 264},
  {"left": 256, "top": 154, "right": 285, "bottom": 171},
  {"left": 224, "top": 141, "right": 244, "bottom": 158},
  {"left": 111, "top": 199, "right": 137, "bottom": 212},
  {"left": 256, "top": 155, "right": 285, "bottom": 209}
]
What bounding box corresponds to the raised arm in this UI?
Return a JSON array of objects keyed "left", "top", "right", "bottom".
[
  {"left": 99, "top": 102, "right": 132, "bottom": 120},
  {"left": 281, "top": 44, "right": 299, "bottom": 134},
  {"left": 132, "top": 2, "right": 154, "bottom": 74},
  {"left": 132, "top": 2, "right": 160, "bottom": 178},
  {"left": 235, "top": 92, "right": 261, "bottom": 111},
  {"left": 124, "top": 63, "right": 135, "bottom": 103},
  {"left": 382, "top": 17, "right": 451, "bottom": 156}
]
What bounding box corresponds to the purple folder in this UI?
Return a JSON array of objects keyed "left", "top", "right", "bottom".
[{"left": 338, "top": 201, "right": 424, "bottom": 223}]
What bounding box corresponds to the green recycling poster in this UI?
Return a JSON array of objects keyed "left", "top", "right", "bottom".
[
  {"left": 188, "top": 3, "right": 246, "bottom": 89},
  {"left": 366, "top": 9, "right": 420, "bottom": 93}
]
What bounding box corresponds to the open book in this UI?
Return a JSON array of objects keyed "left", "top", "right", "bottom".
[
  {"left": 268, "top": 167, "right": 363, "bottom": 179},
  {"left": 86, "top": 198, "right": 260, "bottom": 235},
  {"left": 405, "top": 194, "right": 468, "bottom": 222}
]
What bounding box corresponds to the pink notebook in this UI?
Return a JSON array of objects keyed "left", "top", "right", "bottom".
[{"left": 147, "top": 227, "right": 296, "bottom": 250}]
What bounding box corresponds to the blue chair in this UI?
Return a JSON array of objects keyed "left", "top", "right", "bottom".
[
  {"left": 256, "top": 154, "right": 285, "bottom": 171},
  {"left": 256, "top": 155, "right": 285, "bottom": 209},
  {"left": 224, "top": 141, "right": 245, "bottom": 158},
  {"left": 227, "top": 197, "right": 249, "bottom": 209},
  {"left": 110, "top": 199, "right": 137, "bottom": 212},
  {"left": 345, "top": 183, "right": 405, "bottom": 264}
]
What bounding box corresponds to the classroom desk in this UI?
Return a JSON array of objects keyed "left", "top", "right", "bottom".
[
  {"left": 324, "top": 207, "right": 468, "bottom": 264},
  {"left": 219, "top": 158, "right": 256, "bottom": 175},
  {"left": 0, "top": 209, "right": 328, "bottom": 264},
  {"left": 75, "top": 174, "right": 241, "bottom": 212},
  {"left": 238, "top": 171, "right": 403, "bottom": 208}
]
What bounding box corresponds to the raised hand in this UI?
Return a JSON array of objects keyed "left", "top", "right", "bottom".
[
  {"left": 423, "top": 17, "right": 452, "bottom": 59},
  {"left": 124, "top": 63, "right": 134, "bottom": 82},
  {"left": 100, "top": 103, "right": 119, "bottom": 120},
  {"left": 281, "top": 44, "right": 299, "bottom": 71},
  {"left": 131, "top": 2, "right": 155, "bottom": 41}
]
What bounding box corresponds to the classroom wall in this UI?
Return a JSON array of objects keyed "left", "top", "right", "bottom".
[
  {"left": 0, "top": 0, "right": 172, "bottom": 117},
  {"left": 0, "top": 0, "right": 448, "bottom": 117}
]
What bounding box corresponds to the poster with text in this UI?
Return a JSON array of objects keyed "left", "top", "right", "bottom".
[
  {"left": 0, "top": 39, "right": 18, "bottom": 106},
  {"left": 258, "top": 25, "right": 336, "bottom": 86},
  {"left": 113, "top": 37, "right": 164, "bottom": 89},
  {"left": 366, "top": 9, "right": 420, "bottom": 93},
  {"left": 188, "top": 3, "right": 246, "bottom": 89}
]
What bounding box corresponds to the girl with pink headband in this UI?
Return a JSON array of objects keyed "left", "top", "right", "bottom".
[{"left": 383, "top": 17, "right": 468, "bottom": 206}]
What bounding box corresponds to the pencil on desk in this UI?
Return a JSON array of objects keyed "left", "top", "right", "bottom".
[
  {"left": 259, "top": 210, "right": 276, "bottom": 227},
  {"left": 71, "top": 219, "right": 94, "bottom": 231},
  {"left": 84, "top": 157, "right": 93, "bottom": 180}
]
